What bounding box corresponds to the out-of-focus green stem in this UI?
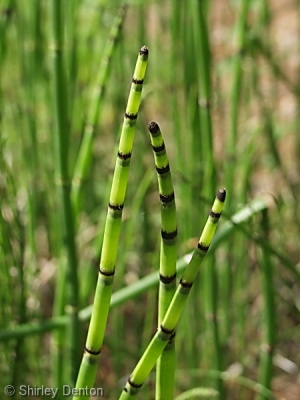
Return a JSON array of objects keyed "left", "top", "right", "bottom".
[
  {"left": 50, "top": 0, "right": 80, "bottom": 385},
  {"left": 71, "top": 4, "right": 126, "bottom": 216},
  {"left": 222, "top": 0, "right": 250, "bottom": 359},
  {"left": 191, "top": 0, "right": 216, "bottom": 195},
  {"left": 256, "top": 209, "right": 275, "bottom": 400},
  {"left": 2, "top": 196, "right": 296, "bottom": 345},
  {"left": 191, "top": 2, "right": 221, "bottom": 394}
]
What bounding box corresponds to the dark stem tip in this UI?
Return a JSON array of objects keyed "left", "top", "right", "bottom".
[
  {"left": 217, "top": 188, "right": 226, "bottom": 202},
  {"left": 140, "top": 45, "right": 148, "bottom": 55},
  {"left": 148, "top": 121, "right": 159, "bottom": 134}
]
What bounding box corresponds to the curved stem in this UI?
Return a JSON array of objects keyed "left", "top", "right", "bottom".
[{"left": 119, "top": 189, "right": 226, "bottom": 399}]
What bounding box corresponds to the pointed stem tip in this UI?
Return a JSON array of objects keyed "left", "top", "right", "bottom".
[
  {"left": 217, "top": 188, "right": 226, "bottom": 202},
  {"left": 148, "top": 121, "right": 159, "bottom": 134},
  {"left": 140, "top": 45, "right": 148, "bottom": 56}
]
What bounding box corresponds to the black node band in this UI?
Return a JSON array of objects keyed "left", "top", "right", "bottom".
[
  {"left": 197, "top": 242, "right": 209, "bottom": 252},
  {"left": 125, "top": 112, "right": 138, "bottom": 120},
  {"left": 99, "top": 267, "right": 115, "bottom": 277},
  {"left": 128, "top": 378, "right": 142, "bottom": 389},
  {"left": 132, "top": 78, "right": 144, "bottom": 85},
  {"left": 152, "top": 143, "right": 165, "bottom": 153},
  {"left": 161, "top": 229, "right": 177, "bottom": 240},
  {"left": 180, "top": 278, "right": 193, "bottom": 289},
  {"left": 160, "top": 273, "right": 176, "bottom": 284},
  {"left": 156, "top": 164, "right": 170, "bottom": 175},
  {"left": 118, "top": 151, "right": 131, "bottom": 160},
  {"left": 108, "top": 202, "right": 124, "bottom": 211},
  {"left": 160, "top": 324, "right": 174, "bottom": 335},
  {"left": 210, "top": 210, "right": 221, "bottom": 219},
  {"left": 160, "top": 192, "right": 175, "bottom": 203},
  {"left": 84, "top": 346, "right": 101, "bottom": 356}
]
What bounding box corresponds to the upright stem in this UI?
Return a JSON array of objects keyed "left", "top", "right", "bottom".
[
  {"left": 191, "top": 2, "right": 222, "bottom": 394},
  {"left": 192, "top": 0, "right": 216, "bottom": 197},
  {"left": 73, "top": 46, "right": 148, "bottom": 399},
  {"left": 222, "top": 0, "right": 250, "bottom": 351},
  {"left": 119, "top": 189, "right": 226, "bottom": 400},
  {"left": 147, "top": 122, "right": 177, "bottom": 400},
  {"left": 227, "top": 0, "right": 250, "bottom": 170},
  {"left": 50, "top": 0, "right": 79, "bottom": 385},
  {"left": 256, "top": 209, "right": 275, "bottom": 400},
  {"left": 71, "top": 4, "right": 126, "bottom": 216},
  {"left": 0, "top": 196, "right": 277, "bottom": 344}
]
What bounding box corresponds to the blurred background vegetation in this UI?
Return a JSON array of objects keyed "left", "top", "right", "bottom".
[{"left": 0, "top": 0, "right": 299, "bottom": 399}]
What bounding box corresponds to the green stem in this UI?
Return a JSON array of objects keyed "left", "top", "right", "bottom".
[
  {"left": 256, "top": 209, "right": 275, "bottom": 400},
  {"left": 222, "top": 0, "right": 250, "bottom": 358},
  {"left": 191, "top": 0, "right": 216, "bottom": 196},
  {"left": 119, "top": 189, "right": 226, "bottom": 399},
  {"left": 73, "top": 46, "right": 148, "bottom": 398},
  {"left": 2, "top": 196, "right": 289, "bottom": 344},
  {"left": 71, "top": 4, "right": 126, "bottom": 216},
  {"left": 50, "top": 0, "right": 79, "bottom": 385},
  {"left": 147, "top": 121, "right": 177, "bottom": 400}
]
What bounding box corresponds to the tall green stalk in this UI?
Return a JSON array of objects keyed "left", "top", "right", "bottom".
[
  {"left": 119, "top": 189, "right": 226, "bottom": 400},
  {"left": 223, "top": 0, "right": 250, "bottom": 350},
  {"left": 256, "top": 209, "right": 275, "bottom": 400},
  {"left": 73, "top": 46, "right": 148, "bottom": 398},
  {"left": 226, "top": 0, "right": 250, "bottom": 177},
  {"left": 191, "top": 0, "right": 215, "bottom": 196},
  {"left": 190, "top": 2, "right": 222, "bottom": 394},
  {"left": 147, "top": 121, "right": 177, "bottom": 400},
  {"left": 50, "top": 0, "right": 79, "bottom": 385}
]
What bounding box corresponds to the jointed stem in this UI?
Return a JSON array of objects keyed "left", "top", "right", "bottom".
[
  {"left": 119, "top": 189, "right": 226, "bottom": 399},
  {"left": 148, "top": 121, "right": 177, "bottom": 399},
  {"left": 73, "top": 46, "right": 148, "bottom": 398},
  {"left": 1, "top": 197, "right": 283, "bottom": 344}
]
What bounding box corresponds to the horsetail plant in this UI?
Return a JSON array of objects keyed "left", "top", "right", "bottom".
[
  {"left": 148, "top": 121, "right": 177, "bottom": 399},
  {"left": 73, "top": 45, "right": 148, "bottom": 398},
  {"left": 0, "top": 195, "right": 279, "bottom": 343},
  {"left": 119, "top": 188, "right": 226, "bottom": 399}
]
